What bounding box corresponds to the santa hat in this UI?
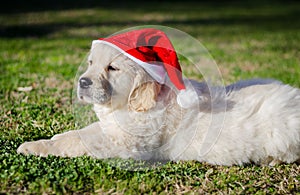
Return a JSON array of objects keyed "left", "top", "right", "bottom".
[{"left": 92, "top": 28, "right": 198, "bottom": 108}]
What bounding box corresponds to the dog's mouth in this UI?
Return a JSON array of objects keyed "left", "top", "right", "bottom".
[
  {"left": 77, "top": 75, "right": 113, "bottom": 105},
  {"left": 78, "top": 86, "right": 112, "bottom": 105},
  {"left": 77, "top": 87, "right": 93, "bottom": 103}
]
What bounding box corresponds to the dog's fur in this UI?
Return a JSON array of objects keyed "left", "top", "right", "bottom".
[{"left": 17, "top": 42, "right": 300, "bottom": 166}]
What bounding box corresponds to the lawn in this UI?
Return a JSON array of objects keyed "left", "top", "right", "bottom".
[{"left": 1, "top": 0, "right": 300, "bottom": 194}]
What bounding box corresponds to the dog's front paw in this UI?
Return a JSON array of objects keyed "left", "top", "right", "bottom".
[
  {"left": 17, "top": 140, "right": 53, "bottom": 157},
  {"left": 17, "top": 133, "right": 93, "bottom": 157}
]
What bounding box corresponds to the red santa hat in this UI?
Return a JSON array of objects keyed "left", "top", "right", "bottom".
[{"left": 92, "top": 28, "right": 198, "bottom": 108}]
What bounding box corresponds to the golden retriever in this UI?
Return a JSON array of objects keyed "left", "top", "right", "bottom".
[{"left": 17, "top": 41, "right": 300, "bottom": 166}]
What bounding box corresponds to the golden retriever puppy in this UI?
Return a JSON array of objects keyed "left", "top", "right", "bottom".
[{"left": 17, "top": 37, "right": 300, "bottom": 166}]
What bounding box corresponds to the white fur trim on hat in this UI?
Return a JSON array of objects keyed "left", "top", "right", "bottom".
[{"left": 92, "top": 40, "right": 166, "bottom": 84}]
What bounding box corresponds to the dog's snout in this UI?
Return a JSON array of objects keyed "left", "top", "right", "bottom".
[{"left": 79, "top": 77, "right": 93, "bottom": 89}]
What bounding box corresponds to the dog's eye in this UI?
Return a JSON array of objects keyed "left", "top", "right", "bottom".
[
  {"left": 107, "top": 65, "right": 119, "bottom": 71},
  {"left": 88, "top": 60, "right": 92, "bottom": 66}
]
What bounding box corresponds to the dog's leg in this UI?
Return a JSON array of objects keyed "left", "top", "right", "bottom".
[
  {"left": 17, "top": 122, "right": 101, "bottom": 157},
  {"left": 259, "top": 156, "right": 283, "bottom": 166},
  {"left": 268, "top": 159, "right": 283, "bottom": 166}
]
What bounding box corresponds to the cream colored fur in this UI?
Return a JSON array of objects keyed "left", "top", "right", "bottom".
[{"left": 17, "top": 42, "right": 300, "bottom": 166}]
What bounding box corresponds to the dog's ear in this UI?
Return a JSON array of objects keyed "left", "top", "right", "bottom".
[{"left": 128, "top": 82, "right": 161, "bottom": 112}]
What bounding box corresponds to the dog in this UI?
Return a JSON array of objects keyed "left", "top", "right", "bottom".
[{"left": 17, "top": 36, "right": 300, "bottom": 166}]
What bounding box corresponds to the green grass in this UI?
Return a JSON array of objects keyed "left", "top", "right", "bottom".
[{"left": 1, "top": 1, "right": 300, "bottom": 194}]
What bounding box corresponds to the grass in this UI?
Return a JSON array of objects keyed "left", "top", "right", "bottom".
[{"left": 1, "top": 0, "right": 300, "bottom": 194}]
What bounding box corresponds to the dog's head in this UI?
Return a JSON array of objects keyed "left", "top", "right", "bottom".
[{"left": 78, "top": 42, "right": 161, "bottom": 112}]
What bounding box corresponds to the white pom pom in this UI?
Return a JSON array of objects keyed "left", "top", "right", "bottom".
[{"left": 177, "top": 89, "right": 199, "bottom": 108}]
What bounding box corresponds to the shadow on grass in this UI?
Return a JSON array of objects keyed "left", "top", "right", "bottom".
[
  {"left": 0, "top": 0, "right": 299, "bottom": 38},
  {"left": 0, "top": 0, "right": 265, "bottom": 14}
]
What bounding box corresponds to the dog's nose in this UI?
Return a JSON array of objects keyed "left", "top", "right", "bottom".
[{"left": 79, "top": 77, "right": 93, "bottom": 89}]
